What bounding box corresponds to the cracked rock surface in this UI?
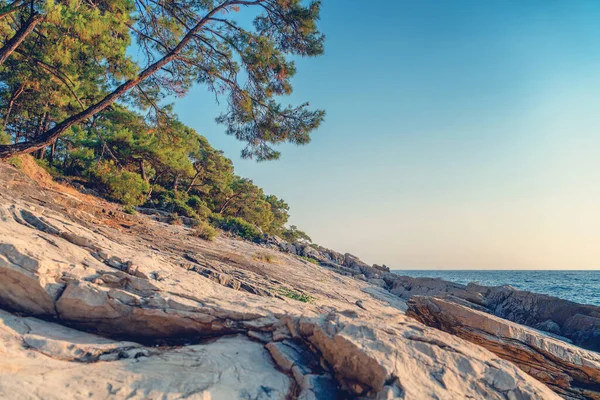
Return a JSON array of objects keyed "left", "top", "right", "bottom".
[
  {"left": 407, "top": 296, "right": 600, "bottom": 400},
  {"left": 0, "top": 159, "right": 559, "bottom": 399}
]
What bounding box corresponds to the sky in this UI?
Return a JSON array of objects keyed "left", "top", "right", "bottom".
[{"left": 174, "top": 0, "right": 600, "bottom": 270}]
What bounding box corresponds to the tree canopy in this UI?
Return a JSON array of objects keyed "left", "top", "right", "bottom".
[
  {"left": 0, "top": 0, "right": 323, "bottom": 242},
  {"left": 0, "top": 0, "right": 325, "bottom": 160}
]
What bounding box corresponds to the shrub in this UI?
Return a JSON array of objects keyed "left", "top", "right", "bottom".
[
  {"left": 7, "top": 157, "right": 22, "bottom": 169},
  {"left": 281, "top": 225, "right": 312, "bottom": 243},
  {"left": 0, "top": 131, "right": 11, "bottom": 145},
  {"left": 253, "top": 251, "right": 277, "bottom": 263},
  {"left": 123, "top": 205, "right": 137, "bottom": 215},
  {"left": 167, "top": 213, "right": 182, "bottom": 225},
  {"left": 210, "top": 215, "right": 262, "bottom": 242},
  {"left": 153, "top": 190, "right": 200, "bottom": 220},
  {"left": 190, "top": 220, "right": 217, "bottom": 241},
  {"left": 187, "top": 195, "right": 211, "bottom": 219},
  {"left": 276, "top": 287, "right": 315, "bottom": 303},
  {"left": 90, "top": 162, "right": 149, "bottom": 206},
  {"left": 298, "top": 255, "right": 319, "bottom": 265}
]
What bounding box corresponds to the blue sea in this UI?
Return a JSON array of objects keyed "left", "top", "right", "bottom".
[{"left": 392, "top": 270, "right": 600, "bottom": 306}]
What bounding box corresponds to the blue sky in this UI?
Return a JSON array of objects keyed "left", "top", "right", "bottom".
[{"left": 174, "top": 1, "right": 600, "bottom": 270}]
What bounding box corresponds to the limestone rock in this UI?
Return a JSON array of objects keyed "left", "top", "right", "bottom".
[
  {"left": 368, "top": 278, "right": 387, "bottom": 288},
  {"left": 0, "top": 161, "right": 569, "bottom": 399},
  {"left": 407, "top": 296, "right": 600, "bottom": 400},
  {"left": 0, "top": 309, "right": 292, "bottom": 400}
]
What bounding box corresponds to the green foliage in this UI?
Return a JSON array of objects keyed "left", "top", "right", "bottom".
[
  {"left": 6, "top": 156, "right": 21, "bottom": 169},
  {"left": 210, "top": 215, "right": 262, "bottom": 242},
  {"left": 190, "top": 220, "right": 217, "bottom": 241},
  {"left": 0, "top": 1, "right": 325, "bottom": 240},
  {"left": 281, "top": 225, "right": 312, "bottom": 243},
  {"left": 90, "top": 162, "right": 149, "bottom": 206},
  {"left": 0, "top": 131, "right": 10, "bottom": 145},
  {"left": 276, "top": 287, "right": 315, "bottom": 303},
  {"left": 123, "top": 205, "right": 137, "bottom": 215},
  {"left": 0, "top": 0, "right": 325, "bottom": 161},
  {"left": 167, "top": 213, "right": 182, "bottom": 226},
  {"left": 298, "top": 255, "right": 319, "bottom": 265}
]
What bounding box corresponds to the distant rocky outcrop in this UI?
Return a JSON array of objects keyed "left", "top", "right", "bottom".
[
  {"left": 407, "top": 296, "right": 600, "bottom": 400},
  {"left": 386, "top": 275, "right": 600, "bottom": 353},
  {"left": 265, "top": 236, "right": 390, "bottom": 280}
]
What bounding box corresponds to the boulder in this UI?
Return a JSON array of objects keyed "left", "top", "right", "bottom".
[
  {"left": 407, "top": 296, "right": 600, "bottom": 400},
  {"left": 368, "top": 278, "right": 387, "bottom": 288},
  {"left": 0, "top": 309, "right": 292, "bottom": 400},
  {"left": 372, "top": 264, "right": 390, "bottom": 273},
  {"left": 388, "top": 276, "right": 600, "bottom": 352},
  {"left": 473, "top": 284, "right": 600, "bottom": 352},
  {"left": 390, "top": 276, "right": 486, "bottom": 305},
  {"left": 344, "top": 253, "right": 370, "bottom": 270}
]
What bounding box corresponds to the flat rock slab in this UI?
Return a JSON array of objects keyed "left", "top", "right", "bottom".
[
  {"left": 0, "top": 309, "right": 291, "bottom": 400},
  {"left": 407, "top": 296, "right": 600, "bottom": 400}
]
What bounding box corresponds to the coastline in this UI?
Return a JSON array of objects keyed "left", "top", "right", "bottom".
[{"left": 0, "top": 160, "right": 598, "bottom": 399}]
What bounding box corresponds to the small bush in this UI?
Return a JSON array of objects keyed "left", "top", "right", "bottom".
[
  {"left": 190, "top": 220, "right": 217, "bottom": 241},
  {"left": 153, "top": 190, "right": 200, "bottom": 220},
  {"left": 277, "top": 287, "right": 315, "bottom": 303},
  {"left": 298, "top": 255, "right": 319, "bottom": 265},
  {"left": 253, "top": 251, "right": 277, "bottom": 263},
  {"left": 0, "top": 131, "right": 11, "bottom": 145},
  {"left": 167, "top": 213, "right": 182, "bottom": 225},
  {"left": 123, "top": 205, "right": 137, "bottom": 215},
  {"left": 90, "top": 162, "right": 149, "bottom": 206},
  {"left": 210, "top": 215, "right": 262, "bottom": 242},
  {"left": 7, "top": 157, "right": 22, "bottom": 169},
  {"left": 187, "top": 196, "right": 211, "bottom": 218}
]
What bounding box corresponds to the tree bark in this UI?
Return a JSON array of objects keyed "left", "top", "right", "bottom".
[
  {"left": 3, "top": 83, "right": 25, "bottom": 132},
  {"left": 49, "top": 141, "right": 55, "bottom": 164},
  {"left": 218, "top": 193, "right": 240, "bottom": 215},
  {"left": 139, "top": 159, "right": 147, "bottom": 181},
  {"left": 0, "top": 12, "right": 44, "bottom": 67},
  {"left": 0, "top": 1, "right": 235, "bottom": 159},
  {"left": 185, "top": 171, "right": 201, "bottom": 194}
]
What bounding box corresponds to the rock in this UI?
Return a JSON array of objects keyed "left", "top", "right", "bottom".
[
  {"left": 0, "top": 162, "right": 568, "bottom": 399},
  {"left": 368, "top": 278, "right": 387, "bottom": 288},
  {"left": 389, "top": 276, "right": 600, "bottom": 352},
  {"left": 390, "top": 276, "right": 486, "bottom": 306},
  {"left": 278, "top": 242, "right": 297, "bottom": 255},
  {"left": 0, "top": 309, "right": 292, "bottom": 400},
  {"left": 478, "top": 284, "right": 600, "bottom": 352},
  {"left": 372, "top": 264, "right": 390, "bottom": 273},
  {"left": 407, "top": 296, "right": 600, "bottom": 400},
  {"left": 292, "top": 314, "right": 558, "bottom": 399},
  {"left": 344, "top": 253, "right": 370, "bottom": 270},
  {"left": 535, "top": 319, "right": 562, "bottom": 335}
]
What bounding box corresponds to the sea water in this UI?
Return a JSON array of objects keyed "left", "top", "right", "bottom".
[{"left": 392, "top": 270, "right": 600, "bottom": 306}]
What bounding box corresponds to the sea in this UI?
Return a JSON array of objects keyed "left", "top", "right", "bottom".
[{"left": 392, "top": 270, "right": 600, "bottom": 306}]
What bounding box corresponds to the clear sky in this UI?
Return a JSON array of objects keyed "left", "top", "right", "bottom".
[{"left": 174, "top": 0, "right": 600, "bottom": 270}]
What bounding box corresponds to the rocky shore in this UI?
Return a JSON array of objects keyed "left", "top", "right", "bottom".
[{"left": 0, "top": 160, "right": 598, "bottom": 399}]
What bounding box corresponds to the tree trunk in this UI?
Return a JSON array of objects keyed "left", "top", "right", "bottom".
[
  {"left": 173, "top": 175, "right": 179, "bottom": 192},
  {"left": 218, "top": 194, "right": 239, "bottom": 215},
  {"left": 0, "top": 1, "right": 233, "bottom": 159},
  {"left": 185, "top": 171, "right": 201, "bottom": 194},
  {"left": 3, "top": 83, "right": 25, "bottom": 132},
  {"left": 139, "top": 159, "right": 147, "bottom": 181},
  {"left": 49, "top": 141, "right": 55, "bottom": 164},
  {"left": 0, "top": 12, "right": 44, "bottom": 67}
]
